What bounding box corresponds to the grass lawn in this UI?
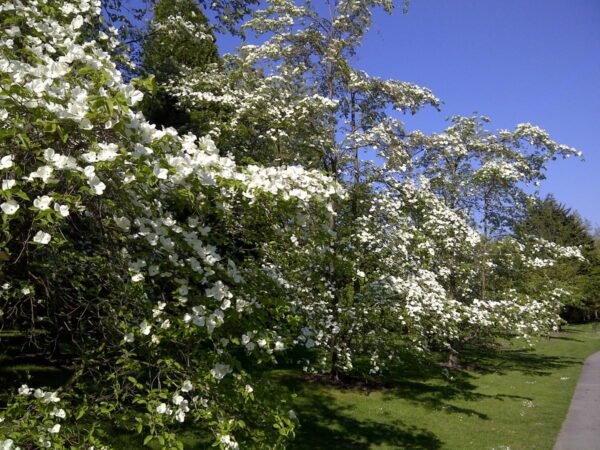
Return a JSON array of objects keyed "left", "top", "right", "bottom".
[
  {"left": 287, "top": 323, "right": 600, "bottom": 450},
  {"left": 2, "top": 324, "right": 599, "bottom": 449}
]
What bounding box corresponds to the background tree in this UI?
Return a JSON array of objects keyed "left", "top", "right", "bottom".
[
  {"left": 139, "top": 0, "right": 220, "bottom": 133},
  {"left": 515, "top": 195, "right": 600, "bottom": 322}
]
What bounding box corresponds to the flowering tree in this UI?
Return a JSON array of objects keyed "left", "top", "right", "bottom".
[
  {"left": 0, "top": 0, "right": 587, "bottom": 448},
  {"left": 0, "top": 1, "right": 339, "bottom": 448},
  {"left": 173, "top": 0, "right": 444, "bottom": 376},
  {"left": 173, "top": 0, "right": 584, "bottom": 375},
  {"left": 386, "top": 116, "right": 584, "bottom": 362}
]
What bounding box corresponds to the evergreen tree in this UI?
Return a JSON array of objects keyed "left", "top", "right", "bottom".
[
  {"left": 516, "top": 195, "right": 600, "bottom": 321},
  {"left": 140, "top": 0, "right": 220, "bottom": 133}
]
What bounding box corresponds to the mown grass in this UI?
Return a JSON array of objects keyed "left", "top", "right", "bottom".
[
  {"left": 2, "top": 324, "right": 599, "bottom": 449},
  {"left": 285, "top": 324, "right": 600, "bottom": 450}
]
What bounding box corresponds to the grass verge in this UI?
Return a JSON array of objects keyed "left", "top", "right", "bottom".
[{"left": 286, "top": 323, "right": 600, "bottom": 449}]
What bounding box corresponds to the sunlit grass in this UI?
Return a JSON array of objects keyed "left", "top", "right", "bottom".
[{"left": 286, "top": 324, "right": 600, "bottom": 449}]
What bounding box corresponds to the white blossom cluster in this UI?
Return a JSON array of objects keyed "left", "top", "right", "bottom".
[
  {"left": 0, "top": 0, "right": 335, "bottom": 446},
  {"left": 0, "top": 0, "right": 585, "bottom": 447}
]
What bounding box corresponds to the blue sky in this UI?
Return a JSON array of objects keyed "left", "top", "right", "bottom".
[
  {"left": 216, "top": 0, "right": 600, "bottom": 227},
  {"left": 359, "top": 0, "right": 600, "bottom": 227}
]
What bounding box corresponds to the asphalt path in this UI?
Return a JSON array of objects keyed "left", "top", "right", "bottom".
[{"left": 554, "top": 351, "right": 600, "bottom": 450}]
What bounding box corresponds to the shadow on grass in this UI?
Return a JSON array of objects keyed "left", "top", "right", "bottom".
[
  {"left": 379, "top": 337, "right": 580, "bottom": 408},
  {"left": 288, "top": 388, "right": 442, "bottom": 450},
  {"left": 460, "top": 342, "right": 580, "bottom": 377},
  {"left": 283, "top": 336, "right": 585, "bottom": 448},
  {"left": 550, "top": 335, "right": 584, "bottom": 342}
]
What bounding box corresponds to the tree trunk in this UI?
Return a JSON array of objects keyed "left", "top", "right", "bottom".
[{"left": 447, "top": 348, "right": 460, "bottom": 369}]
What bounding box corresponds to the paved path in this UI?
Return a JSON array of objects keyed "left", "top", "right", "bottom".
[{"left": 554, "top": 351, "right": 600, "bottom": 450}]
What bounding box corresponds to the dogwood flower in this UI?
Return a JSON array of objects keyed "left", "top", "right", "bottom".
[
  {"left": 33, "top": 231, "right": 51, "bottom": 245},
  {"left": 1, "top": 200, "right": 19, "bottom": 215},
  {"left": 156, "top": 403, "right": 169, "bottom": 414},
  {"left": 0, "top": 155, "right": 12, "bottom": 169},
  {"left": 43, "top": 391, "right": 60, "bottom": 403},
  {"left": 1, "top": 179, "right": 15, "bottom": 190},
  {"left": 18, "top": 385, "right": 32, "bottom": 396},
  {"left": 139, "top": 321, "right": 152, "bottom": 335},
  {"left": 0, "top": 439, "right": 17, "bottom": 450},
  {"left": 33, "top": 195, "right": 53, "bottom": 210},
  {"left": 210, "top": 363, "right": 231, "bottom": 381},
  {"left": 54, "top": 204, "right": 70, "bottom": 217},
  {"left": 50, "top": 408, "right": 66, "bottom": 419}
]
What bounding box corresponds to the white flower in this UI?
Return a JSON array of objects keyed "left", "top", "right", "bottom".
[
  {"left": 28, "top": 165, "right": 54, "bottom": 183},
  {"left": 175, "top": 409, "right": 186, "bottom": 422},
  {"left": 219, "top": 435, "right": 239, "bottom": 450},
  {"left": 123, "top": 333, "right": 134, "bottom": 343},
  {"left": 43, "top": 148, "right": 55, "bottom": 161},
  {"left": 131, "top": 273, "right": 144, "bottom": 282},
  {"left": 0, "top": 439, "right": 16, "bottom": 450},
  {"left": 181, "top": 380, "right": 194, "bottom": 393},
  {"left": 88, "top": 176, "right": 106, "bottom": 195},
  {"left": 153, "top": 164, "right": 168, "bottom": 180},
  {"left": 210, "top": 363, "right": 231, "bottom": 381},
  {"left": 156, "top": 403, "right": 168, "bottom": 414},
  {"left": 123, "top": 85, "right": 144, "bottom": 106},
  {"left": 54, "top": 204, "right": 69, "bottom": 217},
  {"left": 43, "top": 391, "right": 60, "bottom": 403},
  {"left": 33, "top": 231, "right": 51, "bottom": 245},
  {"left": 81, "top": 152, "right": 97, "bottom": 163},
  {"left": 83, "top": 166, "right": 95, "bottom": 179},
  {"left": 0, "top": 155, "right": 13, "bottom": 169},
  {"left": 97, "top": 143, "right": 119, "bottom": 161},
  {"left": 245, "top": 385, "right": 253, "bottom": 393},
  {"left": 18, "top": 384, "right": 32, "bottom": 396},
  {"left": 1, "top": 199, "right": 19, "bottom": 215},
  {"left": 71, "top": 15, "right": 84, "bottom": 30},
  {"left": 1, "top": 179, "right": 15, "bottom": 190},
  {"left": 50, "top": 408, "right": 66, "bottom": 419},
  {"left": 172, "top": 394, "right": 184, "bottom": 406},
  {"left": 33, "top": 195, "right": 53, "bottom": 210},
  {"left": 48, "top": 424, "right": 61, "bottom": 434},
  {"left": 205, "top": 281, "right": 228, "bottom": 301},
  {"left": 139, "top": 321, "right": 152, "bottom": 335}
]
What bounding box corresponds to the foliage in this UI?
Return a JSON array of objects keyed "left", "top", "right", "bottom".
[
  {"left": 515, "top": 195, "right": 600, "bottom": 321},
  {"left": 0, "top": 1, "right": 337, "bottom": 447},
  {"left": 139, "top": 0, "right": 220, "bottom": 134},
  {"left": 0, "top": 0, "right": 589, "bottom": 448}
]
